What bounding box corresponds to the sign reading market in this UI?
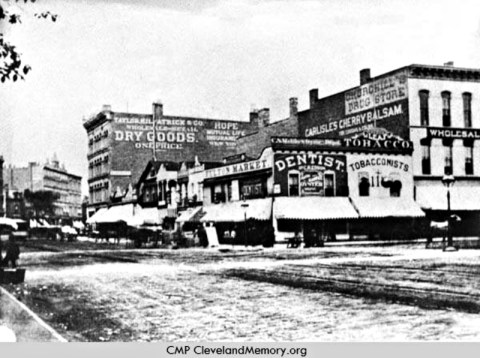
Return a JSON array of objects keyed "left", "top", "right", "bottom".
[{"left": 204, "top": 157, "right": 272, "bottom": 179}]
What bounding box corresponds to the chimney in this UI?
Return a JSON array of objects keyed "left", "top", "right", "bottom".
[
  {"left": 258, "top": 108, "right": 270, "bottom": 127},
  {"left": 444, "top": 61, "right": 454, "bottom": 67},
  {"left": 360, "top": 68, "right": 371, "bottom": 85},
  {"left": 289, "top": 97, "right": 298, "bottom": 119},
  {"left": 249, "top": 110, "right": 259, "bottom": 128},
  {"left": 102, "top": 104, "right": 112, "bottom": 112},
  {"left": 153, "top": 100, "right": 163, "bottom": 119},
  {"left": 309, "top": 89, "right": 318, "bottom": 108}
]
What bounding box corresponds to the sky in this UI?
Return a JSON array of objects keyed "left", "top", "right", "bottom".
[{"left": 1, "top": 0, "right": 480, "bottom": 195}]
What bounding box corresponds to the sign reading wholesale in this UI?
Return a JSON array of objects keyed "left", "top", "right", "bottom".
[{"left": 427, "top": 127, "right": 480, "bottom": 139}]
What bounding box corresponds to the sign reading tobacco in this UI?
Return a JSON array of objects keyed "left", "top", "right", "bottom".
[{"left": 427, "top": 127, "right": 480, "bottom": 140}]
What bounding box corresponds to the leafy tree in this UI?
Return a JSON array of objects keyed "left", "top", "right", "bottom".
[
  {"left": 24, "top": 189, "right": 60, "bottom": 218},
  {"left": 0, "top": 0, "right": 57, "bottom": 82}
]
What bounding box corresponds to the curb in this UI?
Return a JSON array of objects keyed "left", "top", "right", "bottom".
[{"left": 0, "top": 285, "right": 68, "bottom": 342}]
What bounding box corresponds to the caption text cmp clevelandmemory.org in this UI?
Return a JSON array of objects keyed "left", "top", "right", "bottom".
[{"left": 166, "top": 345, "right": 308, "bottom": 357}]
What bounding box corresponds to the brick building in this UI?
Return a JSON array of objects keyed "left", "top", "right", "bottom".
[
  {"left": 0, "top": 155, "right": 4, "bottom": 217},
  {"left": 83, "top": 102, "right": 259, "bottom": 217},
  {"left": 288, "top": 63, "right": 480, "bottom": 235}
]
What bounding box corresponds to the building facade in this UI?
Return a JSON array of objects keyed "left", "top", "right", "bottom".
[
  {"left": 295, "top": 63, "right": 480, "bottom": 235},
  {"left": 83, "top": 102, "right": 259, "bottom": 217},
  {"left": 3, "top": 156, "right": 82, "bottom": 220}
]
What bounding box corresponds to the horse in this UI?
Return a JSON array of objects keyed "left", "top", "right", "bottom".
[{"left": 427, "top": 214, "right": 461, "bottom": 249}]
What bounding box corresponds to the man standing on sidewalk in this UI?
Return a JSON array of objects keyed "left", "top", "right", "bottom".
[{"left": 1, "top": 235, "right": 20, "bottom": 268}]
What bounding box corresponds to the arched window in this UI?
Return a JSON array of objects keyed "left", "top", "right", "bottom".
[
  {"left": 358, "top": 172, "right": 370, "bottom": 197},
  {"left": 419, "top": 90, "right": 429, "bottom": 126},
  {"left": 288, "top": 171, "right": 300, "bottom": 196},
  {"left": 441, "top": 91, "right": 451, "bottom": 127},
  {"left": 463, "top": 92, "right": 472, "bottom": 128}
]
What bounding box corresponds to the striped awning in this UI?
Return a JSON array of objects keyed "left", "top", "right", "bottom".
[
  {"left": 201, "top": 198, "right": 272, "bottom": 222},
  {"left": 176, "top": 207, "right": 204, "bottom": 223},
  {"left": 351, "top": 197, "right": 425, "bottom": 218},
  {"left": 274, "top": 197, "right": 359, "bottom": 220}
]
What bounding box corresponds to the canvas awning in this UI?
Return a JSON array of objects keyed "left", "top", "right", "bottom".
[
  {"left": 351, "top": 197, "right": 425, "bottom": 218},
  {"left": 201, "top": 198, "right": 272, "bottom": 222},
  {"left": 132, "top": 207, "right": 163, "bottom": 226},
  {"left": 274, "top": 197, "right": 359, "bottom": 220},
  {"left": 416, "top": 185, "right": 480, "bottom": 211},
  {"left": 0, "top": 217, "right": 18, "bottom": 230},
  {"left": 176, "top": 207, "right": 204, "bottom": 223},
  {"left": 98, "top": 204, "right": 136, "bottom": 225},
  {"left": 86, "top": 208, "right": 109, "bottom": 224}
]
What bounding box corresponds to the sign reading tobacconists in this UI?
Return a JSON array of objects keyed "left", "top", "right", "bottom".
[{"left": 427, "top": 127, "right": 480, "bottom": 140}]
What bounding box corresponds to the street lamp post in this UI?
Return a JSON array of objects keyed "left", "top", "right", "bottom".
[
  {"left": 442, "top": 174, "right": 456, "bottom": 251},
  {"left": 241, "top": 198, "right": 249, "bottom": 247}
]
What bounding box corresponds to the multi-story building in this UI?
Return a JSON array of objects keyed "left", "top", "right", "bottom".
[
  {"left": 83, "top": 102, "right": 259, "bottom": 218},
  {"left": 3, "top": 155, "right": 82, "bottom": 220},
  {"left": 292, "top": 63, "right": 480, "bottom": 235}
]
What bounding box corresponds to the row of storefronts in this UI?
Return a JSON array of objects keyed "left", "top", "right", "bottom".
[{"left": 87, "top": 129, "right": 435, "bottom": 244}]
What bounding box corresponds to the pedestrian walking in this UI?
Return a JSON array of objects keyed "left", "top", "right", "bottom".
[{"left": 1, "top": 235, "right": 20, "bottom": 268}]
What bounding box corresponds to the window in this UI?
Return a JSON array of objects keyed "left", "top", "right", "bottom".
[
  {"left": 358, "top": 172, "right": 370, "bottom": 197},
  {"left": 288, "top": 172, "right": 300, "bottom": 196},
  {"left": 442, "top": 91, "right": 451, "bottom": 127},
  {"left": 324, "top": 173, "right": 335, "bottom": 197},
  {"left": 463, "top": 92, "right": 472, "bottom": 128},
  {"left": 444, "top": 142, "right": 453, "bottom": 175},
  {"left": 465, "top": 141, "right": 474, "bottom": 175},
  {"left": 420, "top": 138, "right": 431, "bottom": 175},
  {"left": 389, "top": 174, "right": 402, "bottom": 197},
  {"left": 419, "top": 90, "right": 429, "bottom": 126}
]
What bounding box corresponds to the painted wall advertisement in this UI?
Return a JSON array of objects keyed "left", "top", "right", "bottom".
[
  {"left": 347, "top": 153, "right": 413, "bottom": 199},
  {"left": 110, "top": 114, "right": 255, "bottom": 184},
  {"left": 300, "top": 71, "right": 410, "bottom": 140},
  {"left": 274, "top": 152, "right": 348, "bottom": 197}
]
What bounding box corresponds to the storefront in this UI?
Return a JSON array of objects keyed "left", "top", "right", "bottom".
[{"left": 271, "top": 131, "right": 425, "bottom": 241}]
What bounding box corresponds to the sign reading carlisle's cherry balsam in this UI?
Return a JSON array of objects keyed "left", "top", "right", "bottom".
[{"left": 299, "top": 70, "right": 410, "bottom": 140}]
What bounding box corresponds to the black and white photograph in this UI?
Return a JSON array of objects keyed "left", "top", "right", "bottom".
[{"left": 1, "top": 0, "right": 480, "bottom": 347}]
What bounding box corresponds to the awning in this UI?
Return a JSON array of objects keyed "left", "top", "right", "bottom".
[
  {"left": 99, "top": 204, "right": 136, "bottom": 225},
  {"left": 201, "top": 198, "right": 272, "bottom": 222},
  {"left": 416, "top": 185, "right": 480, "bottom": 211},
  {"left": 0, "top": 217, "right": 18, "bottom": 230},
  {"left": 351, "top": 197, "right": 425, "bottom": 218},
  {"left": 133, "top": 207, "right": 163, "bottom": 226},
  {"left": 274, "top": 197, "right": 359, "bottom": 220},
  {"left": 86, "top": 208, "right": 109, "bottom": 224},
  {"left": 176, "top": 207, "right": 204, "bottom": 223}
]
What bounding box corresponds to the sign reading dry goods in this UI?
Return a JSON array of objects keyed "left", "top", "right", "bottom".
[
  {"left": 345, "top": 71, "right": 408, "bottom": 115},
  {"left": 113, "top": 115, "right": 248, "bottom": 151},
  {"left": 427, "top": 127, "right": 480, "bottom": 140}
]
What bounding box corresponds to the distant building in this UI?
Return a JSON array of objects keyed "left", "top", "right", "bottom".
[
  {"left": 83, "top": 102, "right": 259, "bottom": 217},
  {"left": 3, "top": 155, "right": 82, "bottom": 220},
  {"left": 0, "top": 155, "right": 4, "bottom": 217}
]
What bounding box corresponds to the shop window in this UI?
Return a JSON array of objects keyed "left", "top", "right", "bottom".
[
  {"left": 358, "top": 172, "right": 370, "bottom": 197},
  {"left": 442, "top": 91, "right": 451, "bottom": 127},
  {"left": 463, "top": 92, "right": 472, "bottom": 128},
  {"left": 288, "top": 172, "right": 300, "bottom": 196},
  {"left": 465, "top": 142, "right": 474, "bottom": 175},
  {"left": 389, "top": 175, "right": 402, "bottom": 197},
  {"left": 419, "top": 90, "right": 429, "bottom": 126},
  {"left": 324, "top": 173, "right": 335, "bottom": 197},
  {"left": 444, "top": 142, "right": 453, "bottom": 175}
]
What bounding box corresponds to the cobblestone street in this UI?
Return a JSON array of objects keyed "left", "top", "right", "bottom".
[{"left": 6, "top": 245, "right": 480, "bottom": 342}]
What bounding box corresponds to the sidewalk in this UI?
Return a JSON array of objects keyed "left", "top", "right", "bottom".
[{"left": 0, "top": 285, "right": 67, "bottom": 342}]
